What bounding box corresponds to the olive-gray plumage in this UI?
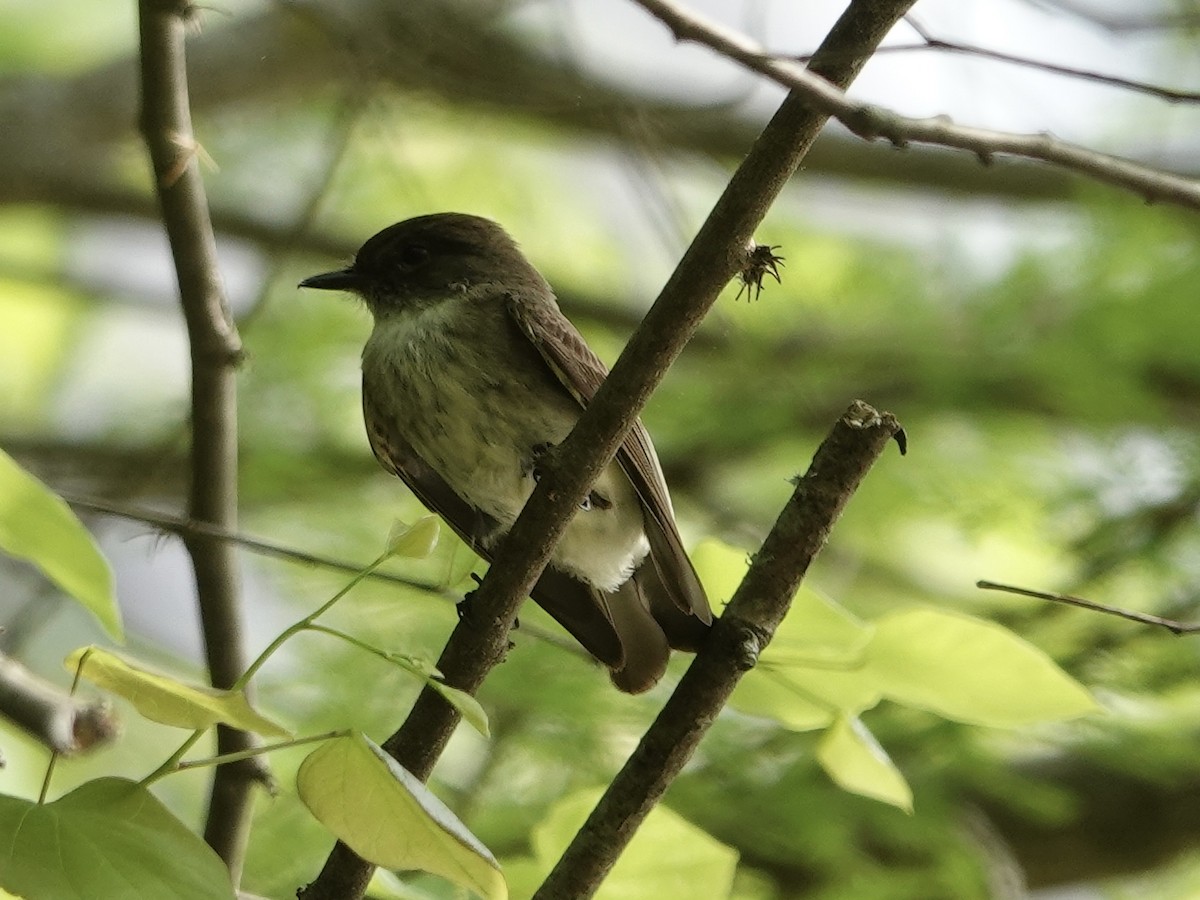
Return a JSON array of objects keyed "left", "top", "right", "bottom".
[{"left": 299, "top": 213, "right": 711, "bottom": 692}]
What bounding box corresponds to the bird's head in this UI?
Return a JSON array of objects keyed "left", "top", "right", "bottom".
[{"left": 299, "top": 212, "right": 548, "bottom": 317}]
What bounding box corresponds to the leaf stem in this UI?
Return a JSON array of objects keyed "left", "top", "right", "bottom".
[
  {"left": 140, "top": 730, "right": 348, "bottom": 785},
  {"left": 305, "top": 623, "right": 433, "bottom": 673},
  {"left": 134, "top": 550, "right": 390, "bottom": 790},
  {"left": 174, "top": 730, "right": 349, "bottom": 773},
  {"left": 141, "top": 729, "right": 207, "bottom": 786},
  {"left": 39, "top": 646, "right": 99, "bottom": 803},
  {"left": 233, "top": 550, "right": 392, "bottom": 691}
]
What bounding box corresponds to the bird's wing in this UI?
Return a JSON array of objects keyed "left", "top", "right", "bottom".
[
  {"left": 362, "top": 376, "right": 626, "bottom": 667},
  {"left": 504, "top": 294, "right": 711, "bottom": 623}
]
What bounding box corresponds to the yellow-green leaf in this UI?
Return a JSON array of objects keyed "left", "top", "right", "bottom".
[
  {"left": 732, "top": 604, "right": 1097, "bottom": 735},
  {"left": 866, "top": 608, "right": 1099, "bottom": 727},
  {"left": 817, "top": 716, "right": 912, "bottom": 812},
  {"left": 0, "top": 449, "right": 122, "bottom": 640},
  {"left": 298, "top": 733, "right": 505, "bottom": 900},
  {"left": 64, "top": 647, "right": 289, "bottom": 738},
  {"left": 387, "top": 516, "right": 440, "bottom": 559}
]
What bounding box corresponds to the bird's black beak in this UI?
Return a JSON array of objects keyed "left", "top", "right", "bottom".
[{"left": 298, "top": 267, "right": 361, "bottom": 292}]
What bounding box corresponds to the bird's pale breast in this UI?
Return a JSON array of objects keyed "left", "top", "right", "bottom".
[{"left": 361, "top": 293, "right": 649, "bottom": 591}]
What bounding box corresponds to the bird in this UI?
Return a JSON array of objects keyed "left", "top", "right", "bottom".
[{"left": 299, "top": 213, "right": 712, "bottom": 692}]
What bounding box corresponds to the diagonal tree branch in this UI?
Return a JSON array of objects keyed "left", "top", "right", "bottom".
[
  {"left": 137, "top": 0, "right": 257, "bottom": 882},
  {"left": 633, "top": 0, "right": 1200, "bottom": 209},
  {"left": 534, "top": 401, "right": 902, "bottom": 899},
  {"left": 299, "top": 1, "right": 916, "bottom": 896},
  {"left": 61, "top": 493, "right": 444, "bottom": 592}
]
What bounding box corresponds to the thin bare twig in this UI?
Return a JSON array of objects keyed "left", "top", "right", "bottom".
[
  {"left": 137, "top": 0, "right": 256, "bottom": 881},
  {"left": 299, "top": 1, "right": 916, "bottom": 896},
  {"left": 1030, "top": 0, "right": 1200, "bottom": 34},
  {"left": 977, "top": 580, "right": 1200, "bottom": 635},
  {"left": 875, "top": 15, "right": 1200, "bottom": 104},
  {"left": 62, "top": 493, "right": 591, "bottom": 661},
  {"left": 62, "top": 493, "right": 444, "bottom": 592},
  {"left": 633, "top": 0, "right": 1200, "bottom": 209},
  {"left": 534, "top": 402, "right": 902, "bottom": 899}
]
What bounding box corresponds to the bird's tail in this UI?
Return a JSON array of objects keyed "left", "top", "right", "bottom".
[
  {"left": 606, "top": 562, "right": 712, "bottom": 693},
  {"left": 606, "top": 576, "right": 671, "bottom": 694}
]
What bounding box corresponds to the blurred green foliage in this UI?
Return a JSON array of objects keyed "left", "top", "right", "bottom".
[{"left": 4, "top": 1, "right": 1200, "bottom": 898}]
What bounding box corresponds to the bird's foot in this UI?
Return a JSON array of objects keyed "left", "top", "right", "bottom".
[{"left": 457, "top": 573, "right": 519, "bottom": 631}]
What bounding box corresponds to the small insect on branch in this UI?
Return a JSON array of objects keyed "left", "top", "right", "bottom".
[{"left": 735, "top": 242, "right": 785, "bottom": 301}]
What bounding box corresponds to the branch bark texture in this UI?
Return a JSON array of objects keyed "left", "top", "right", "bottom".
[
  {"left": 299, "top": 1, "right": 915, "bottom": 897},
  {"left": 137, "top": 0, "right": 255, "bottom": 882},
  {"left": 533, "top": 402, "right": 902, "bottom": 899}
]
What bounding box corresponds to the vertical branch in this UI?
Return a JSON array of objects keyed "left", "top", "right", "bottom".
[
  {"left": 532, "top": 404, "right": 903, "bottom": 899},
  {"left": 137, "top": 0, "right": 255, "bottom": 882}
]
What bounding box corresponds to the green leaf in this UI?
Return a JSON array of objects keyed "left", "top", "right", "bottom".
[
  {"left": 298, "top": 733, "right": 506, "bottom": 900},
  {"left": 387, "top": 516, "right": 440, "bottom": 558},
  {"left": 817, "top": 716, "right": 913, "bottom": 812},
  {"left": 0, "top": 449, "right": 122, "bottom": 640},
  {"left": 65, "top": 646, "right": 290, "bottom": 738},
  {"left": 505, "top": 788, "right": 738, "bottom": 900},
  {"left": 732, "top": 605, "right": 1096, "bottom": 735},
  {"left": 0, "top": 777, "right": 234, "bottom": 900},
  {"left": 866, "top": 608, "right": 1099, "bottom": 727}
]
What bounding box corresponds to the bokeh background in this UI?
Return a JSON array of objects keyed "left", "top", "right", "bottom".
[{"left": 4, "top": 0, "right": 1200, "bottom": 897}]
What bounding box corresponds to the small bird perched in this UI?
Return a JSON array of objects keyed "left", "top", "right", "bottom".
[{"left": 300, "top": 213, "right": 712, "bottom": 692}]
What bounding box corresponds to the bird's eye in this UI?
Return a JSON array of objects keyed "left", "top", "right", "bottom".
[{"left": 398, "top": 244, "right": 430, "bottom": 269}]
